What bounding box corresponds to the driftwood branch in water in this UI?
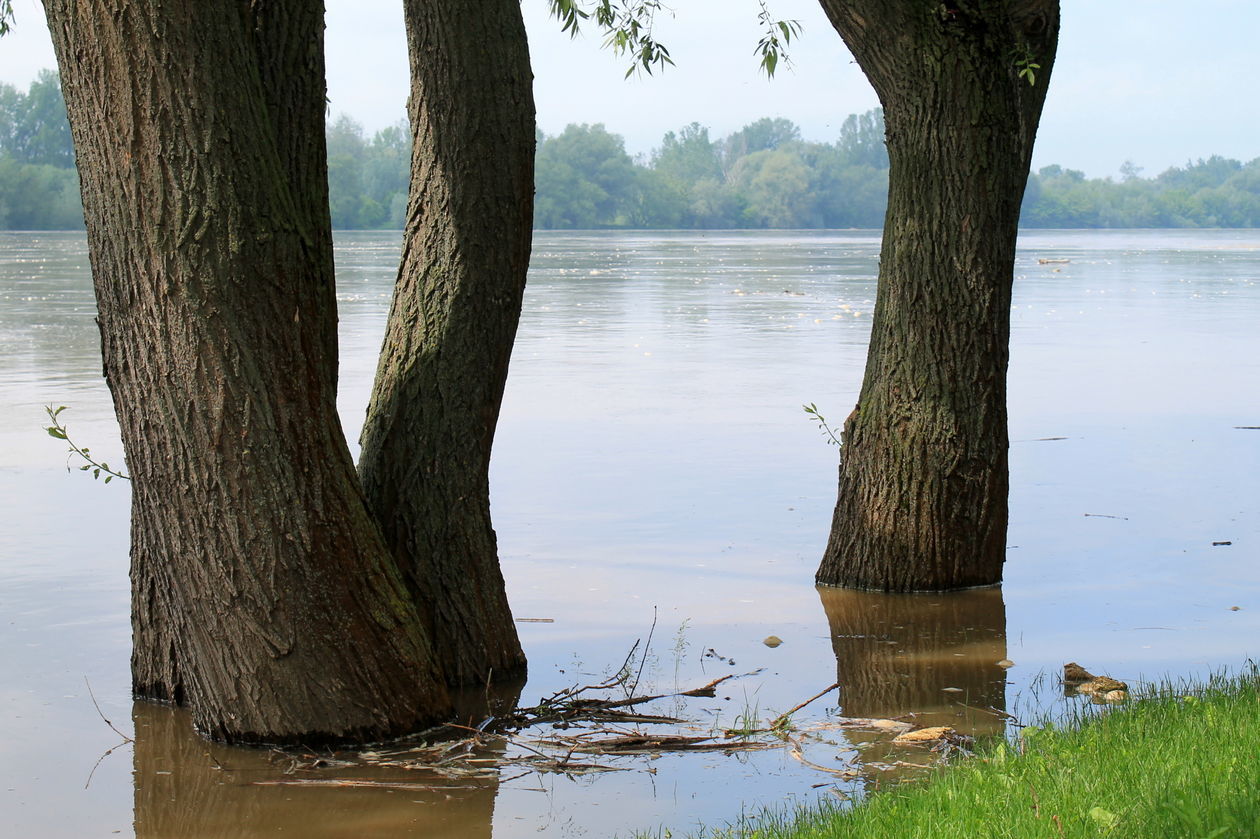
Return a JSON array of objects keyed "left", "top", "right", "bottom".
[
  {"left": 256, "top": 650, "right": 994, "bottom": 788},
  {"left": 509, "top": 673, "right": 740, "bottom": 726},
  {"left": 770, "top": 681, "right": 841, "bottom": 730}
]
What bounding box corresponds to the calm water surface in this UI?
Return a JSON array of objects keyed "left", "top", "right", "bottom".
[{"left": 1, "top": 229, "right": 1257, "bottom": 837}]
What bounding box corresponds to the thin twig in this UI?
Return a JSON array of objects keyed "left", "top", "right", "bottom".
[
  {"left": 771, "top": 681, "right": 841, "bottom": 730},
  {"left": 953, "top": 700, "right": 1026, "bottom": 728},
  {"left": 84, "top": 740, "right": 129, "bottom": 789},
  {"left": 595, "top": 673, "right": 738, "bottom": 711},
  {"left": 84, "top": 677, "right": 133, "bottom": 743},
  {"left": 786, "top": 736, "right": 860, "bottom": 778},
  {"left": 448, "top": 723, "right": 554, "bottom": 762},
  {"left": 545, "top": 641, "right": 639, "bottom": 706},
  {"left": 630, "top": 606, "right": 657, "bottom": 697},
  {"left": 612, "top": 639, "right": 641, "bottom": 689}
]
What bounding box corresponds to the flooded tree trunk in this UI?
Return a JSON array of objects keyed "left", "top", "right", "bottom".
[
  {"left": 815, "top": 0, "right": 1060, "bottom": 590},
  {"left": 356, "top": 0, "right": 533, "bottom": 686},
  {"left": 818, "top": 586, "right": 1008, "bottom": 736},
  {"left": 132, "top": 697, "right": 513, "bottom": 837},
  {"left": 44, "top": 0, "right": 451, "bottom": 742}
]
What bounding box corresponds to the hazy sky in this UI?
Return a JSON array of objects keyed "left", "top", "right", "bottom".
[{"left": 3, "top": 0, "right": 1258, "bottom": 178}]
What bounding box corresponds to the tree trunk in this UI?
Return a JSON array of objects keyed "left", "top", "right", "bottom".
[
  {"left": 44, "top": 0, "right": 451, "bottom": 743},
  {"left": 815, "top": 0, "right": 1060, "bottom": 591},
  {"left": 357, "top": 0, "right": 534, "bottom": 686}
]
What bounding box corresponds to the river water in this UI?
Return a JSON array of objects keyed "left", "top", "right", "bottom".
[{"left": 1, "top": 229, "right": 1257, "bottom": 837}]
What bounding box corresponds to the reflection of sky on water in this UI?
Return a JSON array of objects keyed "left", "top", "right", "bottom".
[{"left": 0, "top": 229, "right": 1256, "bottom": 837}]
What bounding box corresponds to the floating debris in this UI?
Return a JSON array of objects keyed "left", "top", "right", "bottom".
[
  {"left": 1063, "top": 662, "right": 1129, "bottom": 699},
  {"left": 892, "top": 726, "right": 973, "bottom": 749},
  {"left": 1062, "top": 662, "right": 1095, "bottom": 684},
  {"left": 534, "top": 732, "right": 777, "bottom": 756},
  {"left": 812, "top": 717, "right": 913, "bottom": 735},
  {"left": 787, "top": 737, "right": 860, "bottom": 778},
  {"left": 704, "top": 647, "right": 736, "bottom": 666},
  {"left": 1076, "top": 676, "right": 1128, "bottom": 695},
  {"left": 253, "top": 778, "right": 475, "bottom": 791}
]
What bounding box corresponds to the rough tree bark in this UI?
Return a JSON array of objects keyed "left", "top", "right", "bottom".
[
  {"left": 43, "top": 0, "right": 452, "bottom": 742},
  {"left": 815, "top": 0, "right": 1060, "bottom": 591},
  {"left": 357, "top": 0, "right": 534, "bottom": 686}
]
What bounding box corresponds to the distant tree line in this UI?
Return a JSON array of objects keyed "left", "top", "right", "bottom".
[
  {"left": 0, "top": 70, "right": 83, "bottom": 229},
  {"left": 5, "top": 71, "right": 1260, "bottom": 231},
  {"left": 1021, "top": 158, "right": 1260, "bottom": 227},
  {"left": 535, "top": 112, "right": 890, "bottom": 229}
]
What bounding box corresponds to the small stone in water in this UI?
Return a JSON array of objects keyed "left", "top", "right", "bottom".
[
  {"left": 997, "top": 659, "right": 1015, "bottom": 668},
  {"left": 763, "top": 635, "right": 783, "bottom": 648},
  {"left": 941, "top": 686, "right": 963, "bottom": 693}
]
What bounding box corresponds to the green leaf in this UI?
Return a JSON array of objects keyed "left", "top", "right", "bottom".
[
  {"left": 47, "top": 427, "right": 67, "bottom": 439},
  {"left": 104, "top": 475, "right": 112, "bottom": 485},
  {"left": 1089, "top": 806, "right": 1120, "bottom": 832}
]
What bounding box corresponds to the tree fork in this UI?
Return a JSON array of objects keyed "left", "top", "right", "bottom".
[
  {"left": 45, "top": 0, "right": 452, "bottom": 742},
  {"left": 815, "top": 0, "right": 1060, "bottom": 591}
]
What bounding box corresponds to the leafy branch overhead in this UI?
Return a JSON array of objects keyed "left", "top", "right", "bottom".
[
  {"left": 547, "top": 0, "right": 800, "bottom": 78},
  {"left": 755, "top": 1, "right": 802, "bottom": 77},
  {"left": 0, "top": 1, "right": 13, "bottom": 37}
]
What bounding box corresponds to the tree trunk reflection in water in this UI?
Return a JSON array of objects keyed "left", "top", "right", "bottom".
[
  {"left": 818, "top": 586, "right": 1008, "bottom": 740},
  {"left": 130, "top": 694, "right": 517, "bottom": 839}
]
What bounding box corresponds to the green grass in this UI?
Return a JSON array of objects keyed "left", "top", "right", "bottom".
[{"left": 662, "top": 669, "right": 1260, "bottom": 839}]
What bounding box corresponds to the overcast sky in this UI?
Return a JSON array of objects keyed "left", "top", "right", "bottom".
[{"left": 3, "top": 0, "right": 1257, "bottom": 178}]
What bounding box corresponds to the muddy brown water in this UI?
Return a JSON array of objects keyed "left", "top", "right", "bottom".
[{"left": 2, "top": 230, "right": 1257, "bottom": 837}]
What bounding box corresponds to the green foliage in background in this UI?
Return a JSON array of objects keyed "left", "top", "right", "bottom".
[
  {"left": 325, "top": 115, "right": 411, "bottom": 230},
  {"left": 1022, "top": 157, "right": 1260, "bottom": 228},
  {"left": 532, "top": 111, "right": 890, "bottom": 230},
  {"left": 6, "top": 70, "right": 1260, "bottom": 231},
  {"left": 0, "top": 71, "right": 84, "bottom": 229}
]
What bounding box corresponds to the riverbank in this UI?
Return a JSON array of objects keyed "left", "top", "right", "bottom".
[{"left": 674, "top": 669, "right": 1259, "bottom": 839}]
